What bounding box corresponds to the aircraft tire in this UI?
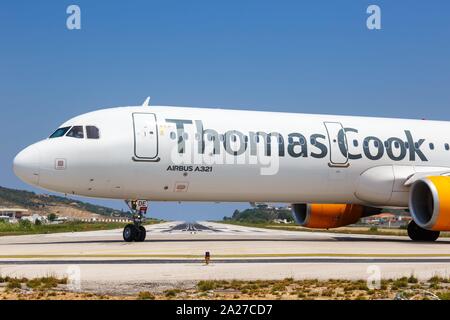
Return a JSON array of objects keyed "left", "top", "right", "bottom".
[
  {"left": 407, "top": 220, "right": 439, "bottom": 242},
  {"left": 135, "top": 226, "right": 147, "bottom": 242},
  {"left": 123, "top": 224, "right": 138, "bottom": 242}
]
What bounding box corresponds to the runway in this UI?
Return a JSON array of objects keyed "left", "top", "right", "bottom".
[
  {"left": 2, "top": 258, "right": 450, "bottom": 265},
  {"left": 1, "top": 221, "right": 449, "bottom": 293}
]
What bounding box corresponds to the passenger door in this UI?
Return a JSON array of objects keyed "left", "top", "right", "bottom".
[
  {"left": 324, "top": 122, "right": 349, "bottom": 167},
  {"left": 133, "top": 113, "right": 159, "bottom": 161}
]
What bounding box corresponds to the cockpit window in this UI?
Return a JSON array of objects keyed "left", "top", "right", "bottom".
[
  {"left": 49, "top": 127, "right": 71, "bottom": 139},
  {"left": 66, "top": 126, "right": 84, "bottom": 139},
  {"left": 86, "top": 126, "right": 100, "bottom": 139}
]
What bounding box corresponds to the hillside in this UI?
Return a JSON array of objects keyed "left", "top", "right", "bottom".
[
  {"left": 223, "top": 206, "right": 409, "bottom": 224},
  {"left": 223, "top": 207, "right": 294, "bottom": 223},
  {"left": 0, "top": 186, "right": 126, "bottom": 219}
]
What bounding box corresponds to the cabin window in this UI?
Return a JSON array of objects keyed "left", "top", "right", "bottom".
[
  {"left": 170, "top": 132, "right": 176, "bottom": 140},
  {"left": 66, "top": 126, "right": 84, "bottom": 139},
  {"left": 429, "top": 143, "right": 435, "bottom": 150},
  {"left": 445, "top": 143, "right": 450, "bottom": 151},
  {"left": 49, "top": 127, "right": 71, "bottom": 139},
  {"left": 86, "top": 126, "right": 100, "bottom": 139}
]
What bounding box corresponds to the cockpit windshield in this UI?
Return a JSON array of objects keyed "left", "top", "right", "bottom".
[
  {"left": 66, "top": 126, "right": 85, "bottom": 139},
  {"left": 49, "top": 127, "right": 71, "bottom": 138},
  {"left": 49, "top": 125, "right": 101, "bottom": 139},
  {"left": 86, "top": 126, "right": 100, "bottom": 139}
]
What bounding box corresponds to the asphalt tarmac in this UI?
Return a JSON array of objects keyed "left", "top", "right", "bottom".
[{"left": 1, "top": 221, "right": 449, "bottom": 293}]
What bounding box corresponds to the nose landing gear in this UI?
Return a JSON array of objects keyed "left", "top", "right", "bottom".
[{"left": 123, "top": 200, "right": 148, "bottom": 242}]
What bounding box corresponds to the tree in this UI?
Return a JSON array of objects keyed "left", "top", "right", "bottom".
[
  {"left": 224, "top": 207, "right": 293, "bottom": 223},
  {"left": 19, "top": 219, "right": 32, "bottom": 229}
]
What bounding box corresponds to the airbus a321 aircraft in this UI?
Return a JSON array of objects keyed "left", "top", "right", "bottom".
[{"left": 13, "top": 99, "right": 450, "bottom": 242}]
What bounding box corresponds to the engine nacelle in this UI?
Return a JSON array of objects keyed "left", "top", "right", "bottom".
[
  {"left": 291, "top": 203, "right": 381, "bottom": 229},
  {"left": 409, "top": 176, "right": 450, "bottom": 231}
]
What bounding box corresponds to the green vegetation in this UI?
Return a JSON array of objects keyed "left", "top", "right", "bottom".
[
  {"left": 392, "top": 277, "right": 409, "bottom": 289},
  {"left": 6, "top": 279, "right": 22, "bottom": 290},
  {"left": 0, "top": 220, "right": 141, "bottom": 236},
  {"left": 408, "top": 275, "right": 419, "bottom": 284},
  {"left": 138, "top": 291, "right": 155, "bottom": 300},
  {"left": 0, "top": 219, "right": 161, "bottom": 236},
  {"left": 19, "top": 219, "right": 32, "bottom": 229},
  {"left": 2, "top": 275, "right": 450, "bottom": 300},
  {"left": 197, "top": 280, "right": 217, "bottom": 291},
  {"left": 1, "top": 275, "right": 67, "bottom": 291},
  {"left": 25, "top": 276, "right": 67, "bottom": 290},
  {"left": 438, "top": 291, "right": 450, "bottom": 300},
  {"left": 223, "top": 208, "right": 294, "bottom": 224},
  {"left": 0, "top": 186, "right": 125, "bottom": 216},
  {"left": 185, "top": 276, "right": 450, "bottom": 300},
  {"left": 164, "top": 289, "right": 181, "bottom": 298}
]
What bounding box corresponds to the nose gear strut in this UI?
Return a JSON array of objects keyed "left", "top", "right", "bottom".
[{"left": 123, "top": 200, "right": 148, "bottom": 242}]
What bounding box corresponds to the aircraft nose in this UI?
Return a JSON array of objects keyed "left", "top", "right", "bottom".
[{"left": 13, "top": 145, "right": 41, "bottom": 186}]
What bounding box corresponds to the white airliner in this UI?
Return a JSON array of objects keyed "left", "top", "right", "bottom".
[{"left": 13, "top": 99, "right": 450, "bottom": 242}]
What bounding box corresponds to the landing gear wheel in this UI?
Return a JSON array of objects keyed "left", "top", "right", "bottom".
[
  {"left": 123, "top": 200, "right": 149, "bottom": 242},
  {"left": 123, "top": 224, "right": 138, "bottom": 242},
  {"left": 135, "top": 226, "right": 147, "bottom": 242},
  {"left": 407, "top": 220, "right": 440, "bottom": 242}
]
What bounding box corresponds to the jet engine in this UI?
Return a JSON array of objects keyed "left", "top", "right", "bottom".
[
  {"left": 409, "top": 176, "right": 450, "bottom": 231},
  {"left": 291, "top": 203, "right": 381, "bottom": 229}
]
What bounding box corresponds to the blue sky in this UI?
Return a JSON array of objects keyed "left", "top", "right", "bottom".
[{"left": 1, "top": 1, "right": 449, "bottom": 220}]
